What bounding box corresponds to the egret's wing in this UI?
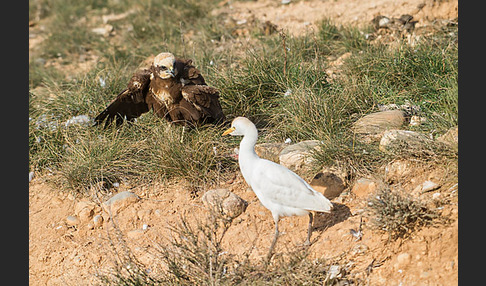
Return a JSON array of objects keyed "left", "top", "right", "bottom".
[{"left": 250, "top": 159, "right": 332, "bottom": 213}]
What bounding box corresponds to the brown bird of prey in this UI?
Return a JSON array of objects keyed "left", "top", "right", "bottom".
[{"left": 94, "top": 52, "right": 225, "bottom": 127}]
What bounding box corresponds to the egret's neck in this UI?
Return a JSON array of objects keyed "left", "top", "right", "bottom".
[{"left": 238, "top": 126, "right": 259, "bottom": 165}]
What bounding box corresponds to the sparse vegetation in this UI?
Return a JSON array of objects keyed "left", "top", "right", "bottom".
[
  {"left": 367, "top": 188, "right": 440, "bottom": 239},
  {"left": 98, "top": 215, "right": 360, "bottom": 285},
  {"left": 29, "top": 0, "right": 458, "bottom": 284}
]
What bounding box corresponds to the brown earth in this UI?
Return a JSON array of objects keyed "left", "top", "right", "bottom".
[{"left": 29, "top": 0, "right": 458, "bottom": 285}]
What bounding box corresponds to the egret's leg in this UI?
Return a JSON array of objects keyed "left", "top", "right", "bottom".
[
  {"left": 304, "top": 212, "right": 313, "bottom": 246},
  {"left": 267, "top": 217, "right": 280, "bottom": 260}
]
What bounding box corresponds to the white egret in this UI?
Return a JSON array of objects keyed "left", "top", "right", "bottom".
[{"left": 222, "top": 117, "right": 333, "bottom": 258}]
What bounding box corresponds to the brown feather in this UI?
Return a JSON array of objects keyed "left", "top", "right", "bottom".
[
  {"left": 94, "top": 53, "right": 224, "bottom": 128},
  {"left": 94, "top": 68, "right": 152, "bottom": 127},
  {"left": 181, "top": 85, "right": 225, "bottom": 124},
  {"left": 175, "top": 58, "right": 206, "bottom": 85}
]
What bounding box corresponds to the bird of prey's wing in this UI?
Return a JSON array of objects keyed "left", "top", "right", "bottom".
[
  {"left": 175, "top": 58, "right": 206, "bottom": 86},
  {"left": 181, "top": 85, "right": 225, "bottom": 124},
  {"left": 94, "top": 69, "right": 152, "bottom": 127}
]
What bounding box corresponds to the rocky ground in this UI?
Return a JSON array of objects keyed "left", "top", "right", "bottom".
[{"left": 29, "top": 0, "right": 458, "bottom": 285}]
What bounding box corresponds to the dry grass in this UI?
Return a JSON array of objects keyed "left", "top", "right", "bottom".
[{"left": 366, "top": 188, "right": 441, "bottom": 239}]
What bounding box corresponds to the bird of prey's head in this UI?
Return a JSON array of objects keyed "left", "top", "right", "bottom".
[{"left": 152, "top": 52, "right": 176, "bottom": 79}]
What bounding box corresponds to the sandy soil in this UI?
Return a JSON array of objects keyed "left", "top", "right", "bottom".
[
  {"left": 29, "top": 0, "right": 458, "bottom": 285},
  {"left": 29, "top": 160, "right": 458, "bottom": 285}
]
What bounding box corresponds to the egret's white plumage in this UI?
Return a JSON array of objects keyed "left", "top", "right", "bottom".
[{"left": 222, "top": 117, "right": 333, "bottom": 258}]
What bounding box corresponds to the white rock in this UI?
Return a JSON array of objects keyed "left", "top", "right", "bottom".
[
  {"left": 397, "top": 252, "right": 411, "bottom": 266},
  {"left": 201, "top": 189, "right": 248, "bottom": 220},
  {"left": 29, "top": 171, "right": 34, "bottom": 182},
  {"left": 409, "top": 115, "right": 427, "bottom": 126},
  {"left": 421, "top": 180, "right": 440, "bottom": 193},
  {"left": 102, "top": 191, "right": 139, "bottom": 215},
  {"left": 379, "top": 130, "right": 434, "bottom": 154},
  {"left": 327, "top": 265, "right": 341, "bottom": 280},
  {"left": 279, "top": 140, "right": 320, "bottom": 172},
  {"left": 93, "top": 215, "right": 103, "bottom": 228},
  {"left": 91, "top": 24, "right": 113, "bottom": 36},
  {"left": 64, "top": 115, "right": 93, "bottom": 127},
  {"left": 66, "top": 215, "right": 80, "bottom": 226}
]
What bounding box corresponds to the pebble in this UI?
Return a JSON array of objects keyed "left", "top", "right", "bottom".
[
  {"left": 93, "top": 215, "right": 103, "bottom": 228},
  {"left": 75, "top": 201, "right": 96, "bottom": 222},
  {"left": 397, "top": 252, "right": 411, "bottom": 266},
  {"left": 126, "top": 229, "right": 145, "bottom": 239},
  {"left": 29, "top": 171, "right": 35, "bottom": 182},
  {"left": 413, "top": 180, "right": 441, "bottom": 194},
  {"left": 66, "top": 215, "right": 80, "bottom": 226}
]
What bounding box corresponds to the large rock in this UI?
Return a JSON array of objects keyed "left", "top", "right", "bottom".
[
  {"left": 102, "top": 191, "right": 139, "bottom": 215},
  {"left": 254, "top": 142, "right": 287, "bottom": 163},
  {"left": 279, "top": 140, "right": 321, "bottom": 172},
  {"left": 310, "top": 170, "right": 346, "bottom": 200},
  {"left": 352, "top": 110, "right": 405, "bottom": 143},
  {"left": 379, "top": 130, "right": 435, "bottom": 155},
  {"left": 201, "top": 189, "right": 248, "bottom": 220}
]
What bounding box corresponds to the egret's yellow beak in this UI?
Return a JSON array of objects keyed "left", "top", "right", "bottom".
[{"left": 222, "top": 127, "right": 235, "bottom": 136}]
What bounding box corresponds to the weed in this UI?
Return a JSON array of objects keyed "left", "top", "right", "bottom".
[{"left": 367, "top": 188, "right": 441, "bottom": 239}]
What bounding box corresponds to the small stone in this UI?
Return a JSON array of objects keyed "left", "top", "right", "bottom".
[
  {"left": 397, "top": 252, "right": 411, "bottom": 266},
  {"left": 75, "top": 201, "right": 97, "bottom": 222},
  {"left": 102, "top": 191, "right": 139, "bottom": 215},
  {"left": 29, "top": 171, "right": 34, "bottom": 182},
  {"left": 137, "top": 209, "right": 152, "bottom": 220},
  {"left": 201, "top": 189, "right": 248, "bottom": 220},
  {"left": 421, "top": 180, "right": 441, "bottom": 193},
  {"left": 91, "top": 24, "right": 113, "bottom": 37},
  {"left": 93, "top": 215, "right": 103, "bottom": 228},
  {"left": 350, "top": 243, "right": 369, "bottom": 256},
  {"left": 327, "top": 265, "right": 341, "bottom": 280},
  {"left": 126, "top": 229, "right": 145, "bottom": 239},
  {"left": 409, "top": 115, "right": 427, "bottom": 126},
  {"left": 66, "top": 215, "right": 80, "bottom": 226}
]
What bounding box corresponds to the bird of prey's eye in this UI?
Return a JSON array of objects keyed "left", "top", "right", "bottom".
[{"left": 159, "top": 66, "right": 168, "bottom": 71}]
